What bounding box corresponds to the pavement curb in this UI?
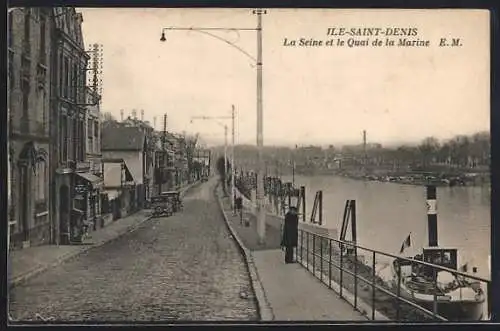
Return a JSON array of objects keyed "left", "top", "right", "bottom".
[
  {"left": 10, "top": 181, "right": 201, "bottom": 289},
  {"left": 9, "top": 214, "right": 153, "bottom": 289},
  {"left": 234, "top": 187, "right": 389, "bottom": 321},
  {"left": 214, "top": 184, "right": 275, "bottom": 322}
]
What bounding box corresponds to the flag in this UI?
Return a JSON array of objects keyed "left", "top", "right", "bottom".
[{"left": 399, "top": 233, "right": 411, "bottom": 254}]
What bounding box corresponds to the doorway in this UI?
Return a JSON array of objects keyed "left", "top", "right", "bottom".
[
  {"left": 59, "top": 185, "right": 70, "bottom": 244},
  {"left": 19, "top": 165, "right": 29, "bottom": 243}
]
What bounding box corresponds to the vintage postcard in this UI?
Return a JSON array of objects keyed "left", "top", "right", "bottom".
[{"left": 7, "top": 7, "right": 490, "bottom": 323}]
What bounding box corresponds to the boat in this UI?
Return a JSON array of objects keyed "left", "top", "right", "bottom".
[{"left": 391, "top": 246, "right": 485, "bottom": 321}]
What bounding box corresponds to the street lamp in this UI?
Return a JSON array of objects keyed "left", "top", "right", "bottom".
[
  {"left": 161, "top": 9, "right": 268, "bottom": 244},
  {"left": 191, "top": 112, "right": 234, "bottom": 203}
]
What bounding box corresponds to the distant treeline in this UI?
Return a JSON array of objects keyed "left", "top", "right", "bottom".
[{"left": 212, "top": 131, "right": 490, "bottom": 172}]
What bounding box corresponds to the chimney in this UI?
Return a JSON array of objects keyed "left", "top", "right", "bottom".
[
  {"left": 141, "top": 109, "right": 144, "bottom": 122},
  {"left": 120, "top": 109, "right": 124, "bottom": 122}
]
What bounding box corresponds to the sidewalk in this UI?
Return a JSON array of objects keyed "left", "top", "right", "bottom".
[
  {"left": 9, "top": 181, "right": 201, "bottom": 288},
  {"left": 217, "top": 186, "right": 367, "bottom": 321}
]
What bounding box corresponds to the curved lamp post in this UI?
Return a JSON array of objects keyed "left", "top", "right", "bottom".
[
  {"left": 191, "top": 107, "right": 235, "bottom": 206},
  {"left": 160, "top": 9, "right": 267, "bottom": 244}
]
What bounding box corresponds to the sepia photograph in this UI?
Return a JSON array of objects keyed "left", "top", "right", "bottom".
[{"left": 7, "top": 7, "right": 491, "bottom": 323}]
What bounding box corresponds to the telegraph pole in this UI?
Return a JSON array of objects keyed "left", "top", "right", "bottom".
[{"left": 254, "top": 8, "right": 267, "bottom": 245}]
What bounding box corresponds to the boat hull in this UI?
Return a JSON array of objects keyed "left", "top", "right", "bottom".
[
  {"left": 391, "top": 263, "right": 484, "bottom": 321},
  {"left": 411, "top": 298, "right": 484, "bottom": 321}
]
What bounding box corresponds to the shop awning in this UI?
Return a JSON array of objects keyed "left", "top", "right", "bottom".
[
  {"left": 104, "top": 190, "right": 120, "bottom": 200},
  {"left": 76, "top": 172, "right": 103, "bottom": 189}
]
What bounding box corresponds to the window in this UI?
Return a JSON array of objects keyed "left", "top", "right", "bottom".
[
  {"left": 24, "top": 9, "right": 31, "bottom": 49},
  {"left": 22, "top": 81, "right": 30, "bottom": 118},
  {"left": 80, "top": 67, "right": 87, "bottom": 104},
  {"left": 63, "top": 58, "right": 69, "bottom": 98},
  {"left": 8, "top": 12, "right": 13, "bottom": 49},
  {"left": 8, "top": 50, "right": 14, "bottom": 94},
  {"left": 72, "top": 64, "right": 78, "bottom": 101},
  {"left": 87, "top": 119, "right": 93, "bottom": 153},
  {"left": 94, "top": 121, "right": 99, "bottom": 153},
  {"left": 39, "top": 14, "right": 46, "bottom": 64},
  {"left": 60, "top": 115, "right": 68, "bottom": 162},
  {"left": 72, "top": 118, "right": 78, "bottom": 161},
  {"left": 59, "top": 53, "right": 64, "bottom": 97},
  {"left": 68, "top": 117, "right": 74, "bottom": 161},
  {"left": 36, "top": 161, "right": 47, "bottom": 201},
  {"left": 80, "top": 120, "right": 85, "bottom": 160}
]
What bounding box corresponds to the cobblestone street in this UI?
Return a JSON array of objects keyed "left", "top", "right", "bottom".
[{"left": 9, "top": 180, "right": 258, "bottom": 322}]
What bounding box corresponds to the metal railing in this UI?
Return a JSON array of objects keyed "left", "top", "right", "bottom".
[{"left": 297, "top": 229, "right": 490, "bottom": 322}]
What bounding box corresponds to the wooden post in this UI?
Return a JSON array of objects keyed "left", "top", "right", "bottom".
[
  {"left": 301, "top": 186, "right": 306, "bottom": 223},
  {"left": 318, "top": 190, "right": 323, "bottom": 225}
]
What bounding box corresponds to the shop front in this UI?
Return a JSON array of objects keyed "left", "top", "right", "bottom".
[{"left": 71, "top": 172, "right": 103, "bottom": 242}]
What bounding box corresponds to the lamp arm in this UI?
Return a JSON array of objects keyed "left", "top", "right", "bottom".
[{"left": 165, "top": 28, "right": 257, "bottom": 65}]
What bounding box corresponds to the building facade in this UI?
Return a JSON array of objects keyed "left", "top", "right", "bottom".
[
  {"left": 85, "top": 87, "right": 103, "bottom": 229},
  {"left": 101, "top": 126, "right": 149, "bottom": 211},
  {"left": 8, "top": 8, "right": 52, "bottom": 249},
  {"left": 50, "top": 8, "right": 103, "bottom": 245}
]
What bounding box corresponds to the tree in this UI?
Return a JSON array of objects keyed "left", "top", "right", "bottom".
[{"left": 418, "top": 136, "right": 440, "bottom": 168}]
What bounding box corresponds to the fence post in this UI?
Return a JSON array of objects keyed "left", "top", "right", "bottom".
[
  {"left": 329, "top": 239, "right": 332, "bottom": 289},
  {"left": 313, "top": 235, "right": 316, "bottom": 276},
  {"left": 306, "top": 232, "right": 309, "bottom": 269},
  {"left": 300, "top": 229, "right": 303, "bottom": 263},
  {"left": 354, "top": 241, "right": 358, "bottom": 309},
  {"left": 320, "top": 237, "right": 323, "bottom": 283},
  {"left": 301, "top": 186, "right": 306, "bottom": 223},
  {"left": 318, "top": 190, "right": 323, "bottom": 226},
  {"left": 372, "top": 251, "right": 376, "bottom": 320},
  {"left": 340, "top": 241, "right": 344, "bottom": 298},
  {"left": 396, "top": 261, "right": 401, "bottom": 321}
]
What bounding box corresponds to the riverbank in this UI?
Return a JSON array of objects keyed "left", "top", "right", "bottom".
[
  {"left": 286, "top": 168, "right": 490, "bottom": 188},
  {"left": 231, "top": 184, "right": 433, "bottom": 321}
]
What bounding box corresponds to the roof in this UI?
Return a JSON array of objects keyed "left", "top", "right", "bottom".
[{"left": 102, "top": 126, "right": 146, "bottom": 151}]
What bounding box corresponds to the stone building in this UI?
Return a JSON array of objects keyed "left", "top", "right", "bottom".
[
  {"left": 8, "top": 8, "right": 52, "bottom": 249},
  {"left": 50, "top": 8, "right": 103, "bottom": 245},
  {"left": 101, "top": 126, "right": 151, "bottom": 211},
  {"left": 85, "top": 87, "right": 103, "bottom": 229}
]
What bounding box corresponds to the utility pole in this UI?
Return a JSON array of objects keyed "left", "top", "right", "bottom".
[
  {"left": 231, "top": 105, "right": 236, "bottom": 209},
  {"left": 254, "top": 8, "right": 267, "bottom": 245}
]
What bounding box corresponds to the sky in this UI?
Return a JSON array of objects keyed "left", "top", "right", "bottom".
[{"left": 78, "top": 8, "right": 490, "bottom": 147}]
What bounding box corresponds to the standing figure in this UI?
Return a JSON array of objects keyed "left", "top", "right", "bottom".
[
  {"left": 282, "top": 206, "right": 299, "bottom": 263},
  {"left": 235, "top": 194, "right": 243, "bottom": 225}
]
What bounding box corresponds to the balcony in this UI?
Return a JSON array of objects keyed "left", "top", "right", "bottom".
[{"left": 10, "top": 118, "right": 49, "bottom": 139}]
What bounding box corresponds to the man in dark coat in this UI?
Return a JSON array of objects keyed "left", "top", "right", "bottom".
[
  {"left": 282, "top": 206, "right": 299, "bottom": 263},
  {"left": 235, "top": 195, "right": 243, "bottom": 224}
]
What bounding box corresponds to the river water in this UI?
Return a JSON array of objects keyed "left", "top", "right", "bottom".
[{"left": 280, "top": 174, "right": 491, "bottom": 281}]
